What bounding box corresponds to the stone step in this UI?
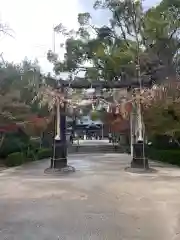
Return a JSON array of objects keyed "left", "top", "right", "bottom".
[{"left": 68, "top": 144, "right": 125, "bottom": 154}]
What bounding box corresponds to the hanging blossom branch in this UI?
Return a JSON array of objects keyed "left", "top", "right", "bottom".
[
  {"left": 139, "top": 81, "right": 180, "bottom": 108},
  {"left": 34, "top": 78, "right": 180, "bottom": 124},
  {"left": 108, "top": 81, "right": 180, "bottom": 121},
  {"left": 33, "top": 85, "right": 65, "bottom": 110}
]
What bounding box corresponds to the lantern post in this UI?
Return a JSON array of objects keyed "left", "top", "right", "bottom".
[
  {"left": 130, "top": 68, "right": 149, "bottom": 169},
  {"left": 50, "top": 87, "right": 67, "bottom": 169},
  {"left": 46, "top": 85, "right": 75, "bottom": 173}
]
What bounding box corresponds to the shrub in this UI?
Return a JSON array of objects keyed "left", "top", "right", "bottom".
[
  {"left": 29, "top": 139, "right": 40, "bottom": 150},
  {"left": 147, "top": 148, "right": 180, "bottom": 166},
  {"left": 26, "top": 149, "right": 38, "bottom": 161},
  {"left": 5, "top": 152, "right": 25, "bottom": 167},
  {"left": 4, "top": 148, "right": 51, "bottom": 167},
  {"left": 37, "top": 148, "right": 52, "bottom": 159},
  {"left": 25, "top": 140, "right": 39, "bottom": 160},
  {"left": 150, "top": 135, "right": 179, "bottom": 150},
  {"left": 0, "top": 132, "right": 30, "bottom": 158}
]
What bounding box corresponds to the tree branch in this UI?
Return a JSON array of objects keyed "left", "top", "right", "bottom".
[
  {"left": 169, "top": 28, "right": 178, "bottom": 40},
  {"left": 113, "top": 10, "right": 130, "bottom": 47}
]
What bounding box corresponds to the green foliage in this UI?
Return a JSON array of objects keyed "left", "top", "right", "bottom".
[
  {"left": 0, "top": 132, "right": 29, "bottom": 158},
  {"left": 47, "top": 0, "right": 180, "bottom": 82},
  {"left": 0, "top": 58, "right": 47, "bottom": 124},
  {"left": 90, "top": 109, "right": 107, "bottom": 122},
  {"left": 147, "top": 148, "right": 180, "bottom": 166},
  {"left": 29, "top": 139, "right": 41, "bottom": 149},
  {"left": 24, "top": 139, "right": 40, "bottom": 161},
  {"left": 26, "top": 149, "right": 38, "bottom": 161},
  {"left": 5, "top": 152, "right": 24, "bottom": 167},
  {"left": 3, "top": 146, "right": 52, "bottom": 167},
  {"left": 78, "top": 13, "right": 91, "bottom": 26},
  {"left": 90, "top": 110, "right": 101, "bottom": 121},
  {"left": 37, "top": 148, "right": 52, "bottom": 159},
  {"left": 149, "top": 134, "right": 179, "bottom": 149}
]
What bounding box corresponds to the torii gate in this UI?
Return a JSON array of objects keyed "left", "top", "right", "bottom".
[{"left": 46, "top": 78, "right": 152, "bottom": 172}]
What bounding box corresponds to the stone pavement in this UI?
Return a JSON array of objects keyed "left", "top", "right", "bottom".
[
  {"left": 74, "top": 139, "right": 111, "bottom": 146},
  {"left": 1, "top": 153, "right": 180, "bottom": 239}
]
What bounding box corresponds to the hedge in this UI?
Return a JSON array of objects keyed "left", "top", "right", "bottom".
[
  {"left": 5, "top": 152, "right": 25, "bottom": 167},
  {"left": 26, "top": 149, "right": 38, "bottom": 161},
  {"left": 4, "top": 148, "right": 52, "bottom": 167},
  {"left": 0, "top": 132, "right": 30, "bottom": 158},
  {"left": 147, "top": 148, "right": 180, "bottom": 166},
  {"left": 37, "top": 148, "right": 52, "bottom": 159}
]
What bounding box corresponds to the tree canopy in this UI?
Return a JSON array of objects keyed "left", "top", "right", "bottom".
[
  {"left": 1, "top": 0, "right": 179, "bottom": 139},
  {"left": 0, "top": 58, "right": 50, "bottom": 135},
  {"left": 48, "top": 0, "right": 180, "bottom": 83},
  {"left": 42, "top": 0, "right": 180, "bottom": 137}
]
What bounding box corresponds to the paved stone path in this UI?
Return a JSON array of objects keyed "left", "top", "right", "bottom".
[
  {"left": 73, "top": 139, "right": 111, "bottom": 146},
  {"left": 1, "top": 152, "right": 180, "bottom": 239}
]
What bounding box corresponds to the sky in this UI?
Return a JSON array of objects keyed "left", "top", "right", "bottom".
[{"left": 0, "top": 0, "right": 161, "bottom": 73}]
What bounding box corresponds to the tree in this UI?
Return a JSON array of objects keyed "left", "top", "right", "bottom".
[
  {"left": 143, "top": 0, "right": 180, "bottom": 80},
  {"left": 143, "top": 83, "right": 180, "bottom": 144},
  {"left": 0, "top": 58, "right": 47, "bottom": 118},
  {"left": 0, "top": 57, "right": 51, "bottom": 152},
  {"left": 48, "top": 0, "right": 180, "bottom": 83},
  {"left": 0, "top": 21, "right": 14, "bottom": 38}
]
